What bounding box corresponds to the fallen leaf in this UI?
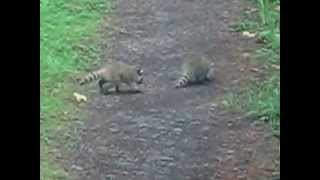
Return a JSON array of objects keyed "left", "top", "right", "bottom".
[
  {"left": 232, "top": 79, "right": 239, "bottom": 84},
  {"left": 221, "top": 100, "right": 229, "bottom": 106},
  {"left": 73, "top": 92, "right": 87, "bottom": 103},
  {"left": 242, "top": 52, "right": 250, "bottom": 59},
  {"left": 263, "top": 65, "right": 269, "bottom": 69},
  {"left": 250, "top": 8, "right": 258, "bottom": 12},
  {"left": 242, "top": 31, "right": 256, "bottom": 38},
  {"left": 256, "top": 38, "right": 266, "bottom": 44},
  {"left": 250, "top": 67, "right": 260, "bottom": 73},
  {"left": 271, "top": 64, "right": 280, "bottom": 70},
  {"left": 245, "top": 7, "right": 258, "bottom": 14},
  {"left": 210, "top": 103, "right": 218, "bottom": 108}
]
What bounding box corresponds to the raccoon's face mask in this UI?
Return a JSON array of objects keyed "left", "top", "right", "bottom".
[
  {"left": 136, "top": 68, "right": 143, "bottom": 76},
  {"left": 136, "top": 68, "right": 144, "bottom": 84}
]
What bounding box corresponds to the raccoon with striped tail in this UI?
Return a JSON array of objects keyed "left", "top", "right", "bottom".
[
  {"left": 79, "top": 61, "right": 144, "bottom": 94},
  {"left": 175, "top": 56, "right": 215, "bottom": 88}
]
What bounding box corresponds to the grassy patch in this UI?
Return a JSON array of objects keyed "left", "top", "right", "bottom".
[
  {"left": 40, "top": 0, "right": 112, "bottom": 179},
  {"left": 224, "top": 0, "right": 280, "bottom": 135},
  {"left": 223, "top": 74, "right": 280, "bottom": 133}
]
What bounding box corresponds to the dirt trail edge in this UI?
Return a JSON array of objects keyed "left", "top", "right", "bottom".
[{"left": 65, "top": 0, "right": 280, "bottom": 179}]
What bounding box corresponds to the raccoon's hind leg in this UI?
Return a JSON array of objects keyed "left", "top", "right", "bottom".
[
  {"left": 98, "top": 79, "right": 107, "bottom": 90},
  {"left": 98, "top": 79, "right": 113, "bottom": 94},
  {"left": 205, "top": 63, "right": 215, "bottom": 81},
  {"left": 205, "top": 69, "right": 215, "bottom": 81},
  {"left": 115, "top": 84, "right": 120, "bottom": 92}
]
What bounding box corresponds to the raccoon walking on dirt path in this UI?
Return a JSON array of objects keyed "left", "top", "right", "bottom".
[
  {"left": 175, "top": 57, "right": 215, "bottom": 88},
  {"left": 79, "top": 61, "right": 144, "bottom": 94}
]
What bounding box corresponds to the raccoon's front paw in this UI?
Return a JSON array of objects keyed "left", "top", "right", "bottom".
[
  {"left": 134, "top": 89, "right": 143, "bottom": 94},
  {"left": 130, "top": 87, "right": 142, "bottom": 93},
  {"left": 100, "top": 88, "right": 111, "bottom": 95}
]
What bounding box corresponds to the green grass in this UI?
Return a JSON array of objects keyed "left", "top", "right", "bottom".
[
  {"left": 224, "top": 0, "right": 280, "bottom": 136},
  {"left": 40, "top": 0, "right": 112, "bottom": 179},
  {"left": 223, "top": 74, "right": 280, "bottom": 133}
]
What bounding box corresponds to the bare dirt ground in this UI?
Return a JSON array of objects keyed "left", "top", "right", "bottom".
[{"left": 64, "top": 0, "right": 280, "bottom": 179}]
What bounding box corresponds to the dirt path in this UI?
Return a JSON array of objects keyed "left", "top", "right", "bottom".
[{"left": 65, "top": 0, "right": 279, "bottom": 179}]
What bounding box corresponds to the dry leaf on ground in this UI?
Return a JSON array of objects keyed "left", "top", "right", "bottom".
[
  {"left": 73, "top": 92, "right": 87, "bottom": 103},
  {"left": 242, "top": 31, "right": 256, "bottom": 38}
]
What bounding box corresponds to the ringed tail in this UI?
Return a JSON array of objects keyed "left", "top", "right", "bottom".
[
  {"left": 175, "top": 74, "right": 189, "bottom": 88},
  {"left": 79, "top": 71, "right": 102, "bottom": 85}
]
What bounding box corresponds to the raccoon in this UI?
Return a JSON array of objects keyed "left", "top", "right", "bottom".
[
  {"left": 175, "top": 57, "right": 215, "bottom": 88},
  {"left": 79, "top": 61, "right": 144, "bottom": 94}
]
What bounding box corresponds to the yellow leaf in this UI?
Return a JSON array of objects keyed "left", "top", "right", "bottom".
[
  {"left": 242, "top": 31, "right": 256, "bottom": 38},
  {"left": 73, "top": 92, "right": 87, "bottom": 103},
  {"left": 271, "top": 64, "right": 280, "bottom": 70},
  {"left": 242, "top": 52, "right": 250, "bottom": 59}
]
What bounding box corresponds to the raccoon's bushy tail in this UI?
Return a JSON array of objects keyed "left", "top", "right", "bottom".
[
  {"left": 175, "top": 74, "right": 190, "bottom": 88},
  {"left": 79, "top": 71, "right": 102, "bottom": 85}
]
